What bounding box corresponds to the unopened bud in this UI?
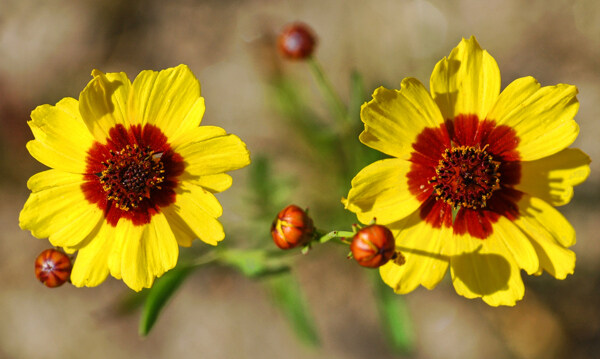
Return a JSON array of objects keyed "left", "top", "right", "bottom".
[
  {"left": 271, "top": 205, "right": 315, "bottom": 249},
  {"left": 350, "top": 225, "right": 395, "bottom": 268},
  {"left": 277, "top": 22, "right": 317, "bottom": 59},
  {"left": 34, "top": 249, "right": 72, "bottom": 288}
]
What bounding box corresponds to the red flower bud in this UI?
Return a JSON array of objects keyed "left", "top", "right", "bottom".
[
  {"left": 34, "top": 249, "right": 72, "bottom": 288},
  {"left": 271, "top": 205, "right": 315, "bottom": 249},
  {"left": 350, "top": 225, "right": 395, "bottom": 268},
  {"left": 277, "top": 22, "right": 316, "bottom": 60}
]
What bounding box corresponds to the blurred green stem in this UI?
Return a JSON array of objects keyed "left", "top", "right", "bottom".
[
  {"left": 307, "top": 57, "right": 348, "bottom": 124},
  {"left": 307, "top": 57, "right": 358, "bottom": 183}
]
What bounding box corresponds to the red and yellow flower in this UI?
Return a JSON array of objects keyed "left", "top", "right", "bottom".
[
  {"left": 20, "top": 65, "right": 250, "bottom": 291},
  {"left": 344, "top": 37, "right": 590, "bottom": 306}
]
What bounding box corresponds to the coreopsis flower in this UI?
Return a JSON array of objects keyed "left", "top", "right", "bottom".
[
  {"left": 344, "top": 37, "right": 591, "bottom": 306},
  {"left": 20, "top": 65, "right": 250, "bottom": 291}
]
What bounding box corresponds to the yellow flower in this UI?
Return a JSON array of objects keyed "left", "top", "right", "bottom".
[
  {"left": 344, "top": 37, "right": 590, "bottom": 306},
  {"left": 20, "top": 65, "right": 250, "bottom": 291}
]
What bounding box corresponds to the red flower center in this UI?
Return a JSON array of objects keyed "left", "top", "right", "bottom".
[
  {"left": 429, "top": 145, "right": 500, "bottom": 209},
  {"left": 407, "top": 114, "right": 522, "bottom": 239},
  {"left": 82, "top": 124, "right": 184, "bottom": 226},
  {"left": 99, "top": 144, "right": 165, "bottom": 211}
]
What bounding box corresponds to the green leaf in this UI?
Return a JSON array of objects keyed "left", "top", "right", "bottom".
[
  {"left": 265, "top": 272, "right": 320, "bottom": 346},
  {"left": 220, "top": 248, "right": 290, "bottom": 278},
  {"left": 139, "top": 265, "right": 194, "bottom": 336},
  {"left": 370, "top": 270, "right": 415, "bottom": 354}
]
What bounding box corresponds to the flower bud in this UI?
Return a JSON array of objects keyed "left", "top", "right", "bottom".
[
  {"left": 277, "top": 22, "right": 316, "bottom": 59},
  {"left": 34, "top": 249, "right": 72, "bottom": 288},
  {"left": 350, "top": 225, "right": 395, "bottom": 268},
  {"left": 271, "top": 205, "right": 315, "bottom": 249}
]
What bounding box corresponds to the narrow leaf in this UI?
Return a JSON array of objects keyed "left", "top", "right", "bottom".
[
  {"left": 221, "top": 248, "right": 290, "bottom": 278},
  {"left": 370, "top": 270, "right": 415, "bottom": 354},
  {"left": 139, "top": 265, "right": 194, "bottom": 336},
  {"left": 266, "top": 272, "right": 320, "bottom": 346}
]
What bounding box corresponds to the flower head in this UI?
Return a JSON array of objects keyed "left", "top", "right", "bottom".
[
  {"left": 20, "top": 65, "right": 250, "bottom": 291},
  {"left": 344, "top": 37, "right": 590, "bottom": 306}
]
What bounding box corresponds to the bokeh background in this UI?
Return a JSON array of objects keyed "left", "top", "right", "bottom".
[{"left": 1, "top": 0, "right": 599, "bottom": 358}]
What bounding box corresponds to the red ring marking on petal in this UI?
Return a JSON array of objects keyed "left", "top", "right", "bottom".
[
  {"left": 419, "top": 197, "right": 453, "bottom": 228},
  {"left": 407, "top": 124, "right": 451, "bottom": 202},
  {"left": 447, "top": 115, "right": 521, "bottom": 162},
  {"left": 408, "top": 114, "right": 522, "bottom": 239}
]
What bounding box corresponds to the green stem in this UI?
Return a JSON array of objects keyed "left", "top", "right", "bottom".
[
  {"left": 317, "top": 230, "right": 354, "bottom": 244},
  {"left": 307, "top": 57, "right": 359, "bottom": 182},
  {"left": 307, "top": 57, "right": 348, "bottom": 124}
]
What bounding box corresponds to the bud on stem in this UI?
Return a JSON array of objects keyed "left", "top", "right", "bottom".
[
  {"left": 271, "top": 205, "right": 315, "bottom": 249},
  {"left": 278, "top": 22, "right": 317, "bottom": 60},
  {"left": 350, "top": 225, "right": 396, "bottom": 268}
]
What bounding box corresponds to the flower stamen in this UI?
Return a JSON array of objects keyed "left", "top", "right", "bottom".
[
  {"left": 428, "top": 145, "right": 500, "bottom": 209},
  {"left": 98, "top": 144, "right": 165, "bottom": 211}
]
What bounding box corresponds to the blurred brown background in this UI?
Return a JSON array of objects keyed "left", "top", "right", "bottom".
[{"left": 1, "top": 0, "right": 599, "bottom": 358}]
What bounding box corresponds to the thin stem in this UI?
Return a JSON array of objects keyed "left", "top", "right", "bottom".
[
  {"left": 318, "top": 230, "right": 354, "bottom": 244},
  {"left": 307, "top": 57, "right": 360, "bottom": 182},
  {"left": 307, "top": 57, "right": 348, "bottom": 124}
]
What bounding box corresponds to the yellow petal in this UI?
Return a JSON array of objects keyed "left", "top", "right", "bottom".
[
  {"left": 70, "top": 223, "right": 115, "bottom": 288},
  {"left": 359, "top": 78, "right": 445, "bottom": 159},
  {"left": 430, "top": 36, "right": 500, "bottom": 121},
  {"left": 513, "top": 219, "right": 575, "bottom": 280},
  {"left": 171, "top": 125, "right": 226, "bottom": 149},
  {"left": 79, "top": 70, "right": 132, "bottom": 143},
  {"left": 487, "top": 216, "right": 539, "bottom": 275},
  {"left": 107, "top": 220, "right": 129, "bottom": 280},
  {"left": 163, "top": 206, "right": 197, "bottom": 247},
  {"left": 27, "top": 97, "right": 94, "bottom": 173},
  {"left": 345, "top": 158, "right": 423, "bottom": 225},
  {"left": 170, "top": 182, "right": 225, "bottom": 245},
  {"left": 486, "top": 76, "right": 579, "bottom": 160},
  {"left": 516, "top": 148, "right": 590, "bottom": 206},
  {"left": 129, "top": 64, "right": 205, "bottom": 142},
  {"left": 380, "top": 212, "right": 450, "bottom": 293},
  {"left": 177, "top": 133, "right": 251, "bottom": 177},
  {"left": 520, "top": 195, "right": 575, "bottom": 247},
  {"left": 450, "top": 235, "right": 524, "bottom": 306},
  {"left": 120, "top": 214, "right": 179, "bottom": 291},
  {"left": 193, "top": 174, "right": 233, "bottom": 193},
  {"left": 442, "top": 230, "right": 482, "bottom": 256},
  {"left": 19, "top": 170, "right": 102, "bottom": 248}
]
